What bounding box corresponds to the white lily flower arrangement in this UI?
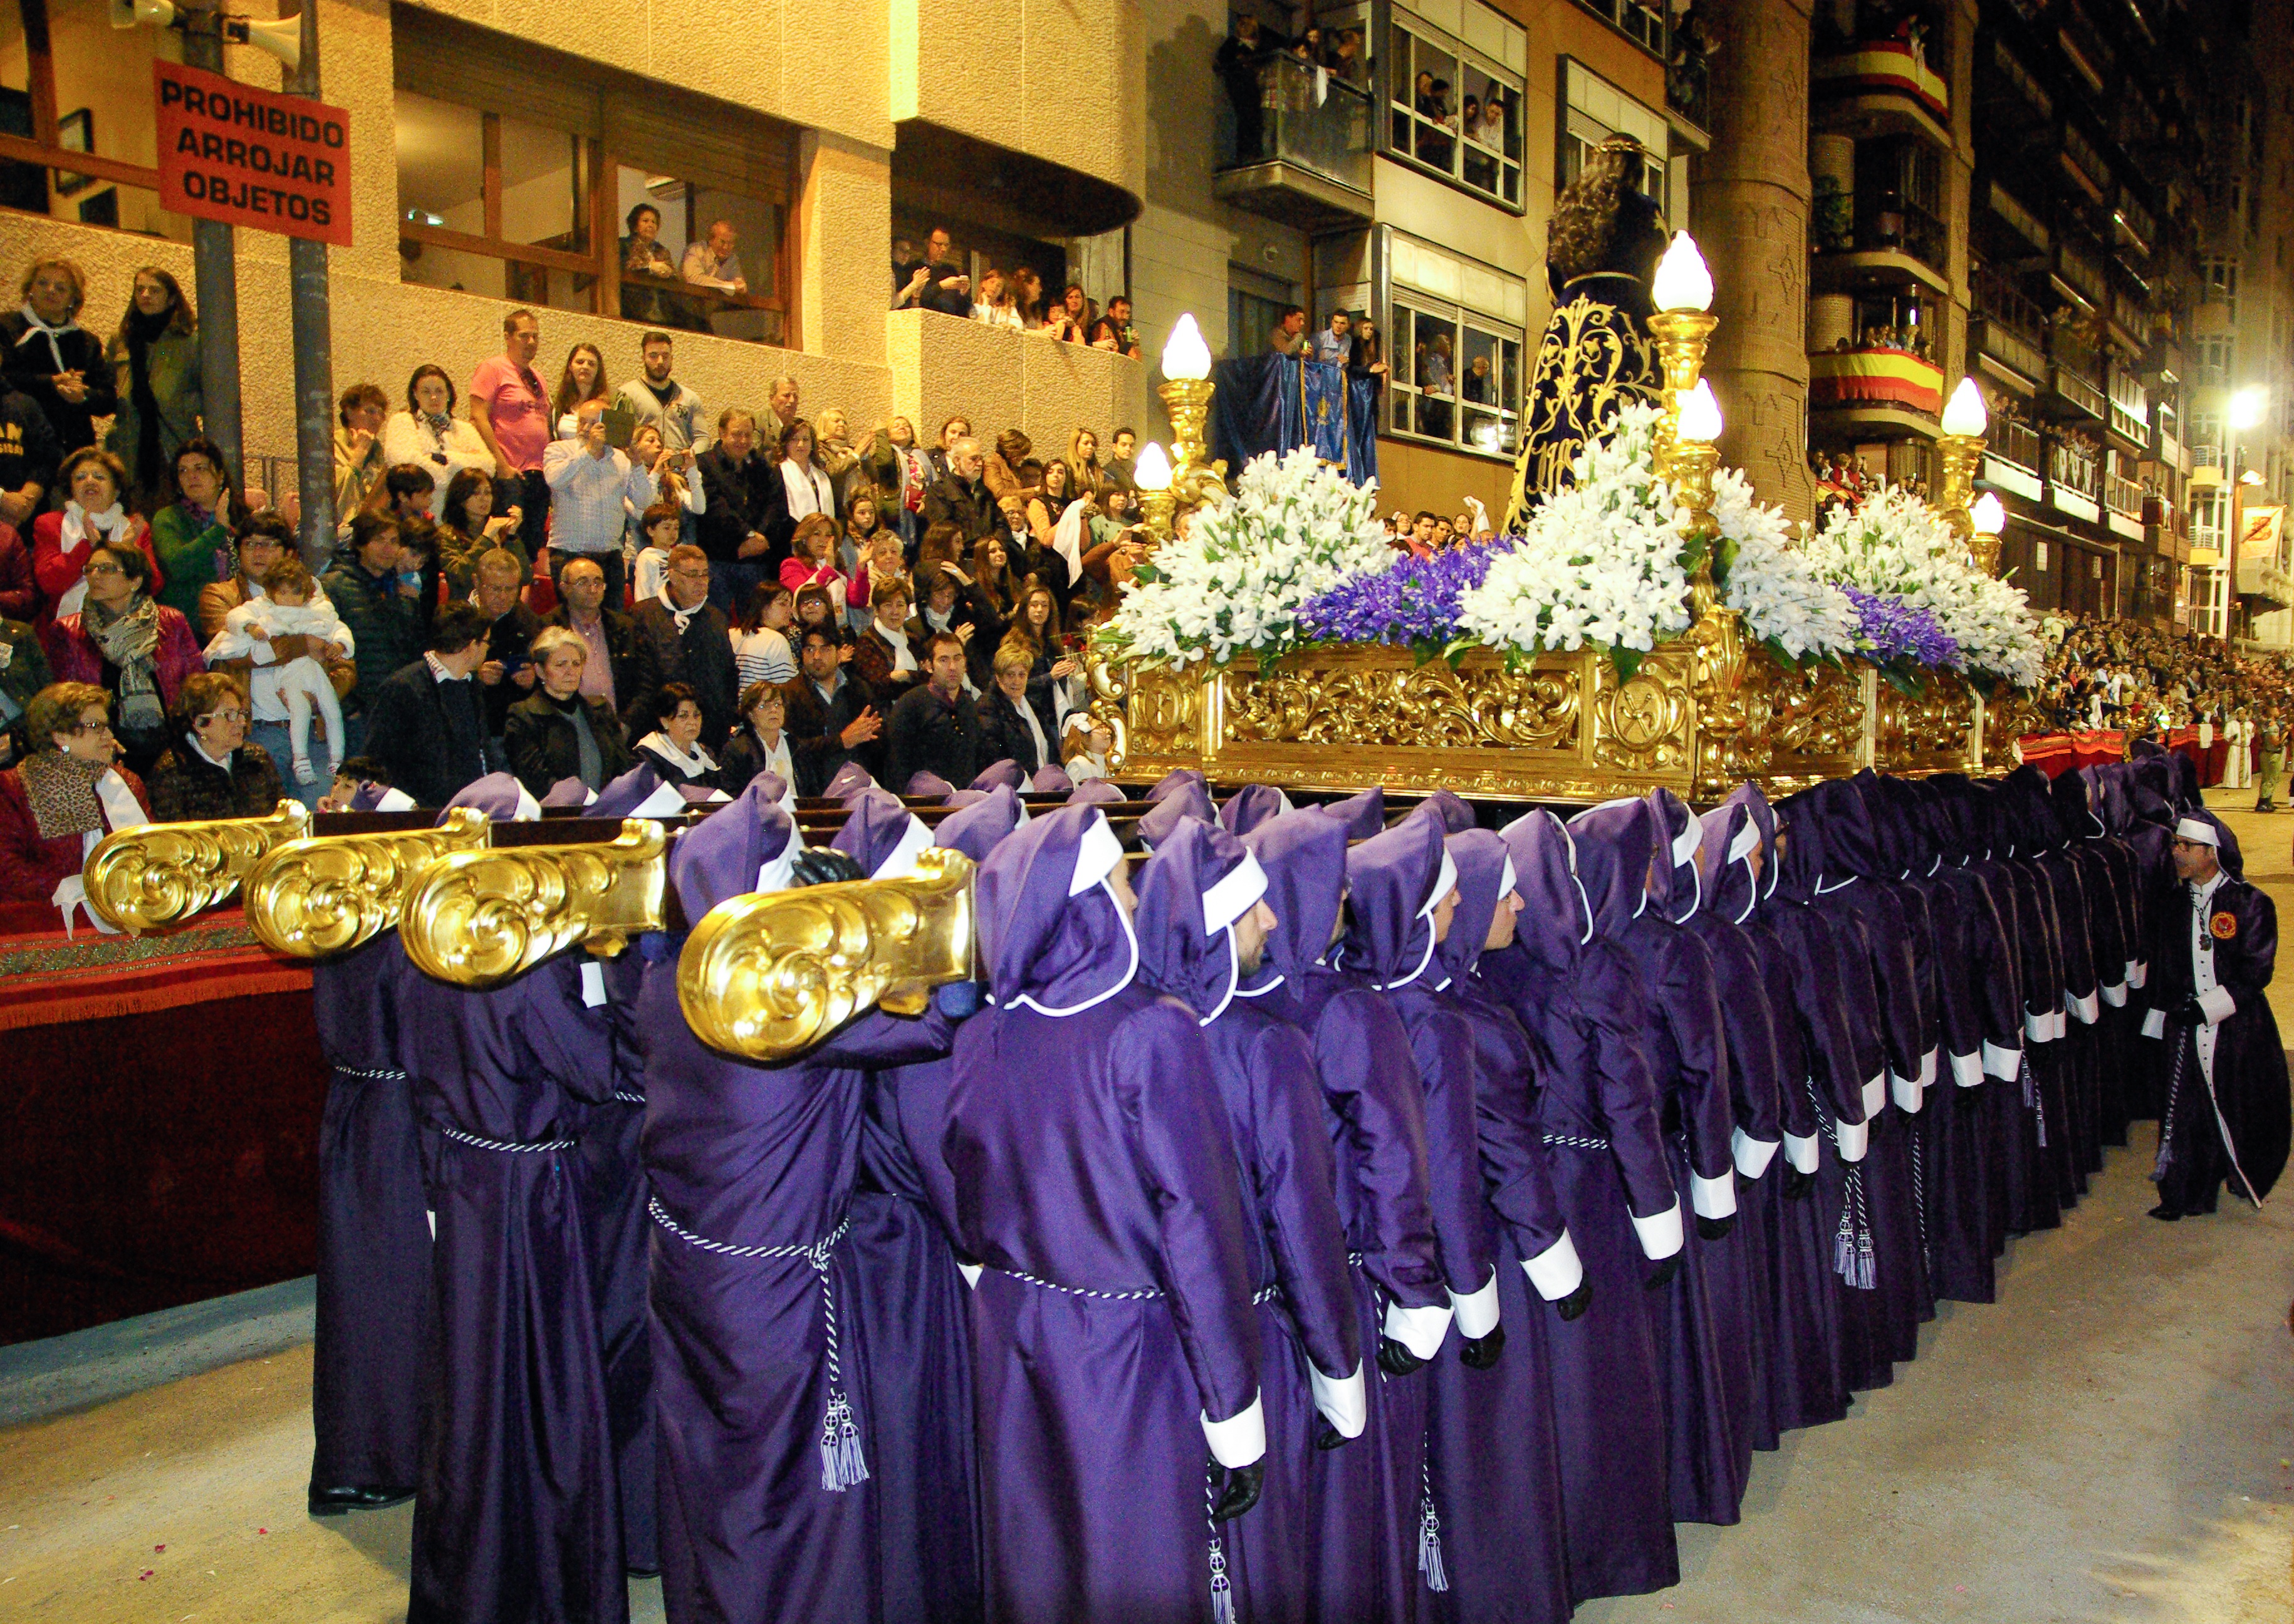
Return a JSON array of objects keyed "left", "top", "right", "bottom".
[
  {"left": 1710, "top": 464, "right": 1860, "bottom": 664},
  {"left": 1095, "top": 446, "right": 1395, "bottom": 669}
]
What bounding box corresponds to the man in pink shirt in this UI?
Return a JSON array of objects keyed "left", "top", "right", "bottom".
[{"left": 468, "top": 308, "right": 551, "bottom": 560}]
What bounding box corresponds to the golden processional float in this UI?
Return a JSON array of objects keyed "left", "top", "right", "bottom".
[
  {"left": 1101, "top": 237, "right": 2040, "bottom": 806},
  {"left": 75, "top": 232, "right": 2041, "bottom": 1054}
]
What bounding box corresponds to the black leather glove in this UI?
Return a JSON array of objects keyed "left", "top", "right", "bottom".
[
  {"left": 1210, "top": 1461, "right": 1264, "bottom": 1522},
  {"left": 1375, "top": 1335, "right": 1427, "bottom": 1377},
  {"left": 792, "top": 848, "right": 867, "bottom": 887},
  {"left": 1696, "top": 1212, "right": 1736, "bottom": 1242},
  {"left": 2168, "top": 996, "right": 2206, "bottom": 1028},
  {"left": 1644, "top": 1252, "right": 1682, "bottom": 1291},
  {"left": 1313, "top": 1420, "right": 1351, "bottom": 1452},
  {"left": 1457, "top": 1324, "right": 1504, "bottom": 1370},
  {"left": 1783, "top": 1165, "right": 1815, "bottom": 1202},
  {"left": 1553, "top": 1278, "right": 1592, "bottom": 1321}
]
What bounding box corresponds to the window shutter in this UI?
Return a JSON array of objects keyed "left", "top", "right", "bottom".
[
  {"left": 390, "top": 11, "right": 602, "bottom": 138},
  {"left": 603, "top": 90, "right": 796, "bottom": 207}
]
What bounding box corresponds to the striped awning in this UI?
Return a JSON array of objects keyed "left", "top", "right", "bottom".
[{"left": 1808, "top": 348, "right": 1945, "bottom": 415}]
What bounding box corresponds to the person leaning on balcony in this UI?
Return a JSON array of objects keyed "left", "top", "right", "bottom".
[
  {"left": 3, "top": 256, "right": 115, "bottom": 457},
  {"left": 333, "top": 382, "right": 392, "bottom": 544},
  {"left": 972, "top": 269, "right": 1026, "bottom": 331},
  {"left": 896, "top": 227, "right": 973, "bottom": 317},
  {"left": 620, "top": 202, "right": 683, "bottom": 326},
  {"left": 1045, "top": 284, "right": 1092, "bottom": 343},
  {"left": 1216, "top": 13, "right": 1271, "bottom": 159},
  {"left": 1087, "top": 296, "right": 1142, "bottom": 358},
  {"left": 1268, "top": 305, "right": 1308, "bottom": 356},
  {"left": 1309, "top": 309, "right": 1353, "bottom": 365},
  {"left": 682, "top": 220, "right": 748, "bottom": 297}
]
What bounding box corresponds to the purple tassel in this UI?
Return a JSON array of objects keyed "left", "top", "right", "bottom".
[
  {"left": 1209, "top": 1536, "right": 1236, "bottom": 1624},
  {"left": 819, "top": 1391, "right": 868, "bottom": 1492},
  {"left": 1417, "top": 1490, "right": 1450, "bottom": 1592}
]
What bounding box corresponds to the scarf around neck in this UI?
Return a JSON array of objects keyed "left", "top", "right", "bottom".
[
  {"left": 638, "top": 730, "right": 716, "bottom": 777},
  {"left": 16, "top": 304, "right": 80, "bottom": 374},
  {"left": 53, "top": 502, "right": 129, "bottom": 618},
  {"left": 21, "top": 749, "right": 112, "bottom": 840},
  {"left": 85, "top": 593, "right": 165, "bottom": 733}
]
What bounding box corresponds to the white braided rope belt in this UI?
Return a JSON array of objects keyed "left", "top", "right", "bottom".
[
  {"left": 439, "top": 1125, "right": 577, "bottom": 1153},
  {"left": 334, "top": 1066, "right": 407, "bottom": 1082}
]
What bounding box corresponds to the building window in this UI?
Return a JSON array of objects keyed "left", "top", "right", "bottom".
[
  {"left": 1381, "top": 0, "right": 1526, "bottom": 212},
  {"left": 392, "top": 6, "right": 796, "bottom": 345},
  {"left": 2203, "top": 256, "right": 2239, "bottom": 321},
  {"left": 0, "top": 0, "right": 186, "bottom": 237},
  {"left": 1380, "top": 228, "right": 1525, "bottom": 458},
  {"left": 1560, "top": 60, "right": 1670, "bottom": 219},
  {"left": 1226, "top": 263, "right": 1298, "bottom": 360}
]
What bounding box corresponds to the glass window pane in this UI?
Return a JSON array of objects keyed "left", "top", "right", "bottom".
[
  {"left": 1412, "top": 308, "right": 1456, "bottom": 441},
  {"left": 397, "top": 90, "right": 484, "bottom": 231},
  {"left": 1389, "top": 24, "right": 1412, "bottom": 108},
  {"left": 1410, "top": 41, "right": 1458, "bottom": 173},
  {"left": 499, "top": 113, "right": 577, "bottom": 250}
]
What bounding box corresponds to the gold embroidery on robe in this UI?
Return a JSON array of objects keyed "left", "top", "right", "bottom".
[{"left": 1503, "top": 286, "right": 1660, "bottom": 533}]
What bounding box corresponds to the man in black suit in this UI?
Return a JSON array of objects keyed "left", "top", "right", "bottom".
[
  {"left": 883, "top": 631, "right": 983, "bottom": 794},
  {"left": 781, "top": 623, "right": 882, "bottom": 794},
  {"left": 623, "top": 543, "right": 739, "bottom": 749},
  {"left": 543, "top": 554, "right": 647, "bottom": 717},
  {"left": 360, "top": 601, "right": 496, "bottom": 806},
  {"left": 692, "top": 406, "right": 787, "bottom": 617},
  {"left": 470, "top": 548, "right": 542, "bottom": 745}
]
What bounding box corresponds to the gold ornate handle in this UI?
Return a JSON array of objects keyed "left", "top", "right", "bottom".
[
  {"left": 244, "top": 808, "right": 493, "bottom": 958},
  {"left": 84, "top": 799, "right": 312, "bottom": 936},
  {"left": 678, "top": 847, "right": 975, "bottom": 1063},
  {"left": 400, "top": 819, "right": 670, "bottom": 987}
]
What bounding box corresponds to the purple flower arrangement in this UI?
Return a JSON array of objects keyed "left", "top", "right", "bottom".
[
  {"left": 1296, "top": 541, "right": 1510, "bottom": 655},
  {"left": 1843, "top": 585, "right": 1961, "bottom": 670}
]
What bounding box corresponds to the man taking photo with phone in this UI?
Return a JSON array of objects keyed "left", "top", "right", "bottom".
[{"left": 543, "top": 398, "right": 657, "bottom": 607}]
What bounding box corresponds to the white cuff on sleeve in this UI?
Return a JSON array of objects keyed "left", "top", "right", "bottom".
[
  {"left": 1202, "top": 1391, "right": 1267, "bottom": 1469},
  {"left": 1919, "top": 1048, "right": 1938, "bottom": 1089},
  {"left": 1521, "top": 1230, "right": 1585, "bottom": 1301},
  {"left": 2051, "top": 1009, "right": 2068, "bottom": 1041},
  {"left": 1982, "top": 1039, "right": 2021, "bottom": 1080},
  {"left": 2024, "top": 1010, "right": 2053, "bottom": 1043},
  {"left": 1449, "top": 1267, "right": 1501, "bottom": 1341},
  {"left": 1891, "top": 1072, "right": 1925, "bottom": 1115},
  {"left": 1731, "top": 1128, "right": 1780, "bottom": 1181},
  {"left": 2140, "top": 1007, "right": 2166, "bottom": 1039},
  {"left": 1630, "top": 1198, "right": 1684, "bottom": 1261},
  {"left": 957, "top": 1262, "right": 983, "bottom": 1289},
  {"left": 2127, "top": 958, "right": 2147, "bottom": 989},
  {"left": 1835, "top": 1118, "right": 1870, "bottom": 1163},
  {"left": 1382, "top": 1299, "right": 1452, "bottom": 1363},
  {"left": 1862, "top": 1075, "right": 1887, "bottom": 1118},
  {"left": 1308, "top": 1361, "right": 1367, "bottom": 1440},
  {"left": 1689, "top": 1169, "right": 1738, "bottom": 1219},
  {"left": 1949, "top": 1050, "right": 1983, "bottom": 1088},
  {"left": 2100, "top": 981, "right": 2128, "bottom": 1008},
  {"left": 2066, "top": 989, "right": 2100, "bottom": 1025},
  {"left": 2199, "top": 986, "right": 2237, "bottom": 1024},
  {"left": 1782, "top": 1130, "right": 1821, "bottom": 1175}
]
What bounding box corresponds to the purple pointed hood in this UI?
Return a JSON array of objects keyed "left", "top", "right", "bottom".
[
  {"left": 904, "top": 770, "right": 957, "bottom": 799},
  {"left": 1723, "top": 781, "right": 1780, "bottom": 902},
  {"left": 1849, "top": 768, "right": 1917, "bottom": 878},
  {"left": 669, "top": 771, "right": 799, "bottom": 920},
  {"left": 1566, "top": 798, "right": 1659, "bottom": 935},
  {"left": 825, "top": 761, "right": 878, "bottom": 801},
  {"left": 936, "top": 784, "right": 1025, "bottom": 863},
  {"left": 832, "top": 787, "right": 935, "bottom": 878},
  {"left": 1031, "top": 763, "right": 1075, "bottom": 794},
  {"left": 1318, "top": 786, "right": 1386, "bottom": 841},
  {"left": 1340, "top": 812, "right": 1454, "bottom": 989},
  {"left": 540, "top": 776, "right": 593, "bottom": 809},
  {"left": 1146, "top": 768, "right": 1208, "bottom": 803},
  {"left": 1418, "top": 790, "right": 1478, "bottom": 834},
  {"left": 1238, "top": 808, "right": 1348, "bottom": 992},
  {"left": 1217, "top": 782, "right": 1293, "bottom": 838},
  {"left": 1645, "top": 788, "right": 1702, "bottom": 922},
  {"left": 971, "top": 758, "right": 1027, "bottom": 793},
  {"left": 941, "top": 788, "right": 989, "bottom": 809},
  {"left": 975, "top": 803, "right": 1137, "bottom": 1014},
  {"left": 1796, "top": 778, "right": 1881, "bottom": 887},
  {"left": 1434, "top": 827, "right": 1512, "bottom": 987},
  {"left": 593, "top": 761, "right": 682, "bottom": 820},
  {"left": 1068, "top": 778, "right": 1127, "bottom": 806},
  {"left": 1135, "top": 820, "right": 1270, "bottom": 1023},
  {"left": 437, "top": 771, "right": 539, "bottom": 825},
  {"left": 1497, "top": 809, "right": 1589, "bottom": 974},
  {"left": 1769, "top": 796, "right": 1825, "bottom": 904},
  {"left": 1697, "top": 800, "right": 1760, "bottom": 924},
  {"left": 1138, "top": 779, "right": 1216, "bottom": 848}
]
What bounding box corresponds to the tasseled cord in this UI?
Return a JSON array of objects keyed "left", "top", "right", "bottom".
[
  {"left": 1417, "top": 1464, "right": 1451, "bottom": 1592},
  {"left": 1207, "top": 1472, "right": 1238, "bottom": 1624},
  {"left": 814, "top": 1244, "right": 870, "bottom": 1492},
  {"left": 2152, "top": 1029, "right": 2188, "bottom": 1184},
  {"left": 1809, "top": 1071, "right": 1877, "bottom": 1291}
]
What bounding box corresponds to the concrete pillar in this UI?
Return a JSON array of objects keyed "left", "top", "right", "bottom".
[{"left": 1692, "top": 0, "right": 1816, "bottom": 523}]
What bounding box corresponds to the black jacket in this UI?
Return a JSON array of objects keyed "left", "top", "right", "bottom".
[
  {"left": 502, "top": 690, "right": 634, "bottom": 796},
  {"left": 319, "top": 559, "right": 425, "bottom": 716},
  {"left": 695, "top": 445, "right": 790, "bottom": 574},
  {"left": 480, "top": 601, "right": 543, "bottom": 737},
  {"left": 781, "top": 672, "right": 873, "bottom": 796},
  {"left": 362, "top": 658, "right": 496, "bottom": 808},
  {"left": 921, "top": 474, "right": 1001, "bottom": 545},
  {"left": 884, "top": 680, "right": 982, "bottom": 794},
  {"left": 543, "top": 604, "right": 649, "bottom": 714},
  {"left": 624, "top": 595, "right": 739, "bottom": 749},
  {"left": 0, "top": 389, "right": 58, "bottom": 504},
  {"left": 977, "top": 685, "right": 1050, "bottom": 776},
  {"left": 717, "top": 726, "right": 799, "bottom": 798},
  {"left": 0, "top": 313, "right": 114, "bottom": 452}
]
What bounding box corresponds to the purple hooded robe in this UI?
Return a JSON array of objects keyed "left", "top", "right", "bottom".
[{"left": 944, "top": 805, "right": 1266, "bottom": 1624}]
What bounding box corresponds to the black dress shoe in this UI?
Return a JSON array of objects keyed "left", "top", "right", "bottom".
[
  {"left": 307, "top": 1485, "right": 417, "bottom": 1517},
  {"left": 2146, "top": 1204, "right": 2183, "bottom": 1222},
  {"left": 626, "top": 1564, "right": 663, "bottom": 1579}
]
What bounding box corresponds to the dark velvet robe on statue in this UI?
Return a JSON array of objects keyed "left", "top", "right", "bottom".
[{"left": 308, "top": 933, "right": 432, "bottom": 1498}]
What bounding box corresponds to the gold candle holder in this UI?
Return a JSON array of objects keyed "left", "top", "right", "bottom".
[
  {"left": 1159, "top": 376, "right": 1216, "bottom": 495},
  {"left": 1139, "top": 484, "right": 1179, "bottom": 546},
  {"left": 1936, "top": 432, "right": 1984, "bottom": 550},
  {"left": 1645, "top": 310, "right": 1719, "bottom": 481},
  {"left": 1671, "top": 439, "right": 1723, "bottom": 606}
]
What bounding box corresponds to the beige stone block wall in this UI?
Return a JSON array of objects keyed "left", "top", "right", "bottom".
[{"left": 887, "top": 310, "right": 1149, "bottom": 450}]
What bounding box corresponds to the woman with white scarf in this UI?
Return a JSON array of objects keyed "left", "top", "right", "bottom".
[
  {"left": 31, "top": 447, "right": 155, "bottom": 632},
  {"left": 633, "top": 680, "right": 724, "bottom": 793},
  {"left": 382, "top": 363, "right": 494, "bottom": 521},
  {"left": 2, "top": 256, "right": 115, "bottom": 454},
  {"left": 0, "top": 681, "right": 151, "bottom": 929},
  {"left": 773, "top": 417, "right": 838, "bottom": 550}
]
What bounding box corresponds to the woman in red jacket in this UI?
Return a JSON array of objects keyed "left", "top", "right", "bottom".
[
  {"left": 43, "top": 541, "right": 204, "bottom": 777},
  {"left": 0, "top": 680, "right": 152, "bottom": 911},
  {"left": 30, "top": 447, "right": 156, "bottom": 630}
]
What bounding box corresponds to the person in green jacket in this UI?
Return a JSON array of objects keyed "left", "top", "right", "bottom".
[
  {"left": 2256, "top": 712, "right": 2285, "bottom": 813},
  {"left": 146, "top": 438, "right": 240, "bottom": 621},
  {"left": 103, "top": 267, "right": 202, "bottom": 505}
]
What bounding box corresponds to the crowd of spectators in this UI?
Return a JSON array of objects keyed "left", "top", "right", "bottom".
[
  {"left": 890, "top": 229, "right": 1142, "bottom": 357},
  {"left": 0, "top": 258, "right": 1162, "bottom": 902}
]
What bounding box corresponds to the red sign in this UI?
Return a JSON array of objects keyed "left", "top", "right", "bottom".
[{"left": 154, "top": 60, "right": 350, "bottom": 247}]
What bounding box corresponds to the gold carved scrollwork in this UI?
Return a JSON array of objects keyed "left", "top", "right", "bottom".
[
  {"left": 400, "top": 820, "right": 669, "bottom": 987},
  {"left": 677, "top": 848, "right": 975, "bottom": 1063},
  {"left": 1766, "top": 662, "right": 1869, "bottom": 785},
  {"left": 1875, "top": 670, "right": 1975, "bottom": 773},
  {"left": 83, "top": 799, "right": 312, "bottom": 936},
  {"left": 245, "top": 808, "right": 493, "bottom": 958},
  {"left": 1590, "top": 653, "right": 1694, "bottom": 774},
  {"left": 1221, "top": 649, "right": 1583, "bottom": 752},
  {"left": 1681, "top": 606, "right": 1776, "bottom": 800},
  {"left": 1125, "top": 664, "right": 1205, "bottom": 764}
]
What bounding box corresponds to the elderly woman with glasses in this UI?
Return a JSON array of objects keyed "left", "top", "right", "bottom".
[
  {"left": 43, "top": 539, "right": 206, "bottom": 777},
  {"left": 145, "top": 669, "right": 286, "bottom": 821},
  {"left": 0, "top": 680, "right": 152, "bottom": 907}
]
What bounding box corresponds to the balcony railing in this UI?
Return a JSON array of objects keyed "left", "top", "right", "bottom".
[
  {"left": 1846, "top": 190, "right": 1948, "bottom": 271},
  {"left": 1813, "top": 38, "right": 1949, "bottom": 119},
  {"left": 2107, "top": 472, "right": 2145, "bottom": 518},
  {"left": 1993, "top": 415, "right": 2045, "bottom": 473},
  {"left": 2050, "top": 440, "right": 2102, "bottom": 500},
  {"left": 2109, "top": 370, "right": 2151, "bottom": 445},
  {"left": 2058, "top": 239, "right": 2107, "bottom": 307},
  {"left": 1987, "top": 183, "right": 2050, "bottom": 252},
  {"left": 1214, "top": 53, "right": 1374, "bottom": 222}
]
